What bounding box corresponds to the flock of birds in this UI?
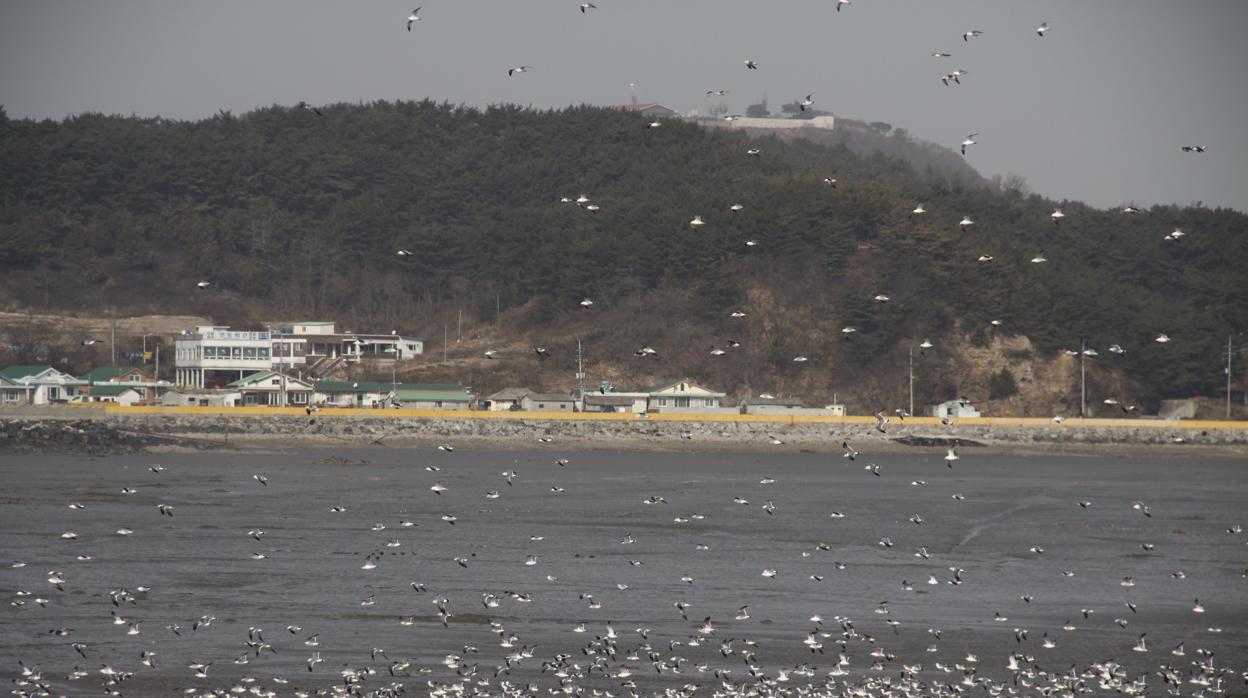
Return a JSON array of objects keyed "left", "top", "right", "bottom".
[
  {"left": 5, "top": 442, "right": 1246, "bottom": 698},
  {"left": 169, "top": 8, "right": 1215, "bottom": 415},
  {"left": 12, "top": 5, "right": 1235, "bottom": 698},
  {"left": 384, "top": 9, "right": 1203, "bottom": 408}
]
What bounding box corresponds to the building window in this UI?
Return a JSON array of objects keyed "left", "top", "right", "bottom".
[
  {"left": 128, "top": 375, "right": 140, "bottom": 382},
  {"left": 290, "top": 392, "right": 308, "bottom": 405},
  {"left": 538, "top": 403, "right": 545, "bottom": 409},
  {"left": 676, "top": 397, "right": 690, "bottom": 407},
  {"left": 232, "top": 347, "right": 243, "bottom": 359},
  {"left": 259, "top": 348, "right": 270, "bottom": 359},
  {"left": 243, "top": 347, "right": 257, "bottom": 359}
]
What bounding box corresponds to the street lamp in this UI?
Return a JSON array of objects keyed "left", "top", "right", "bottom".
[{"left": 385, "top": 347, "right": 398, "bottom": 407}]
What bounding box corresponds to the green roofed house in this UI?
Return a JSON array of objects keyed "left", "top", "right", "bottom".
[
  {"left": 228, "top": 371, "right": 315, "bottom": 407},
  {"left": 78, "top": 366, "right": 170, "bottom": 403}
]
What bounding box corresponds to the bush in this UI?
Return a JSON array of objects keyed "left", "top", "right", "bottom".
[{"left": 989, "top": 368, "right": 1018, "bottom": 400}]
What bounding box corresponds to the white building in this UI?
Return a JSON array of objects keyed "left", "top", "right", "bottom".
[
  {"left": 0, "top": 365, "right": 85, "bottom": 404},
  {"left": 174, "top": 321, "right": 425, "bottom": 388},
  {"left": 929, "top": 400, "right": 981, "bottom": 419},
  {"left": 174, "top": 326, "right": 273, "bottom": 389}
]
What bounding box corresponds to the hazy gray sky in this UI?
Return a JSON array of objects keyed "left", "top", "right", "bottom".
[{"left": 2, "top": 1, "right": 1246, "bottom": 211}]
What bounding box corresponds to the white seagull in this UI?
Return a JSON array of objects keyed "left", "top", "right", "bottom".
[
  {"left": 960, "top": 133, "right": 977, "bottom": 155},
  {"left": 689, "top": 215, "right": 706, "bottom": 228},
  {"left": 508, "top": 66, "right": 533, "bottom": 77},
  {"left": 406, "top": 8, "right": 421, "bottom": 30},
  {"left": 963, "top": 29, "right": 983, "bottom": 42},
  {"left": 1036, "top": 22, "right": 1050, "bottom": 37}
]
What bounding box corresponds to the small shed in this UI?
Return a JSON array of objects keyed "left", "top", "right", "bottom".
[
  {"left": 160, "top": 389, "right": 242, "bottom": 407},
  {"left": 82, "top": 384, "right": 145, "bottom": 406},
  {"left": 928, "top": 400, "right": 981, "bottom": 419},
  {"left": 582, "top": 393, "right": 647, "bottom": 413}
]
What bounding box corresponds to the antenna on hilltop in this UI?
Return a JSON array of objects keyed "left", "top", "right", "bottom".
[{"left": 628, "top": 82, "right": 637, "bottom": 106}]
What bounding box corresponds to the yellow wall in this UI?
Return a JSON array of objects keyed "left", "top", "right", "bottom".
[{"left": 98, "top": 404, "right": 1248, "bottom": 431}]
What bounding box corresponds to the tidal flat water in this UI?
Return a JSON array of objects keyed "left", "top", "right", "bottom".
[{"left": 2, "top": 447, "right": 1246, "bottom": 696}]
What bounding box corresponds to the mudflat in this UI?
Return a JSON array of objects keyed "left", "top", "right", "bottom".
[{"left": 2, "top": 447, "right": 1245, "bottom": 696}]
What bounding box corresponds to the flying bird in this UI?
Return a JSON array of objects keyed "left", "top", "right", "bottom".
[
  {"left": 1180, "top": 145, "right": 1206, "bottom": 153},
  {"left": 406, "top": 8, "right": 420, "bottom": 30},
  {"left": 297, "top": 101, "right": 323, "bottom": 116},
  {"left": 579, "top": 3, "right": 597, "bottom": 12},
  {"left": 963, "top": 29, "right": 983, "bottom": 42},
  {"left": 960, "top": 133, "right": 977, "bottom": 155},
  {"left": 744, "top": 60, "right": 758, "bottom": 70},
  {"left": 508, "top": 66, "right": 533, "bottom": 76},
  {"left": 1036, "top": 22, "right": 1050, "bottom": 37}
]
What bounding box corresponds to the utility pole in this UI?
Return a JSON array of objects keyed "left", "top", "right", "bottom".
[
  {"left": 443, "top": 324, "right": 448, "bottom": 363},
  {"left": 1080, "top": 337, "right": 1086, "bottom": 418},
  {"left": 496, "top": 293, "right": 500, "bottom": 326},
  {"left": 155, "top": 346, "right": 160, "bottom": 382},
  {"left": 110, "top": 316, "right": 117, "bottom": 366},
  {"left": 908, "top": 346, "right": 914, "bottom": 417},
  {"left": 575, "top": 339, "right": 586, "bottom": 399},
  {"left": 1228, "top": 335, "right": 1234, "bottom": 419},
  {"left": 457, "top": 308, "right": 462, "bottom": 343}
]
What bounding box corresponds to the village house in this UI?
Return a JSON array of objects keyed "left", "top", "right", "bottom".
[
  {"left": 314, "top": 382, "right": 468, "bottom": 409},
  {"left": 582, "top": 392, "right": 649, "bottom": 414},
  {"left": 740, "top": 396, "right": 849, "bottom": 416},
  {"left": 228, "top": 371, "right": 315, "bottom": 407},
  {"left": 0, "top": 365, "right": 84, "bottom": 405},
  {"left": 483, "top": 388, "right": 575, "bottom": 412},
  {"left": 483, "top": 387, "right": 530, "bottom": 411},
  {"left": 394, "top": 386, "right": 474, "bottom": 410},
  {"left": 0, "top": 375, "right": 34, "bottom": 405},
  {"left": 160, "top": 388, "right": 242, "bottom": 407},
  {"left": 79, "top": 384, "right": 147, "bottom": 406},
  {"left": 77, "top": 366, "right": 171, "bottom": 403},
  {"left": 644, "top": 379, "right": 729, "bottom": 413}
]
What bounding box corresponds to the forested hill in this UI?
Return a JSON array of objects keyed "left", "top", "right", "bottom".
[{"left": 1, "top": 101, "right": 1245, "bottom": 408}]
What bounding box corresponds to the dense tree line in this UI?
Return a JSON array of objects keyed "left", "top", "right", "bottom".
[{"left": 0, "top": 101, "right": 1244, "bottom": 403}]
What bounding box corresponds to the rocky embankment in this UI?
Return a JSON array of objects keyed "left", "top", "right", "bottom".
[
  {"left": 3, "top": 413, "right": 1245, "bottom": 454},
  {"left": 116, "top": 414, "right": 1248, "bottom": 451},
  {"left": 0, "top": 419, "right": 212, "bottom": 455}
]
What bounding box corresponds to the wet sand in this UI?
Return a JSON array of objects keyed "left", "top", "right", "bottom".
[{"left": 2, "top": 447, "right": 1246, "bottom": 696}]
